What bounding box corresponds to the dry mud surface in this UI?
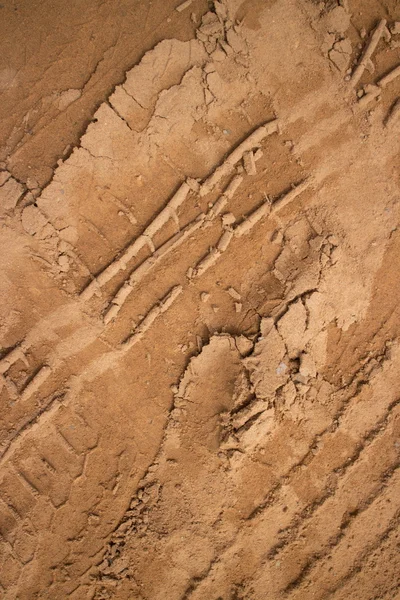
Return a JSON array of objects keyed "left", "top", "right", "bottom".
[{"left": 1, "top": 0, "right": 400, "bottom": 598}]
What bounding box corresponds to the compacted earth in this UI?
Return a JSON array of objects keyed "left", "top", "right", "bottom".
[{"left": 0, "top": 0, "right": 399, "bottom": 598}]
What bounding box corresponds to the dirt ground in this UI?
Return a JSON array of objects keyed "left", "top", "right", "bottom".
[{"left": 0, "top": 0, "right": 400, "bottom": 598}]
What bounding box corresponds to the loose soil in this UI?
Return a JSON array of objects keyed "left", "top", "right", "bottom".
[{"left": 0, "top": 1, "right": 399, "bottom": 599}]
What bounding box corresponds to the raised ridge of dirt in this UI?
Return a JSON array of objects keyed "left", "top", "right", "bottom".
[{"left": 0, "top": 0, "right": 399, "bottom": 598}]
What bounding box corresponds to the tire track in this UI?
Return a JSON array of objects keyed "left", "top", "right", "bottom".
[
  {"left": 250, "top": 405, "right": 400, "bottom": 597},
  {"left": 285, "top": 470, "right": 400, "bottom": 600},
  {"left": 329, "top": 526, "right": 400, "bottom": 600},
  {"left": 184, "top": 349, "right": 399, "bottom": 599}
]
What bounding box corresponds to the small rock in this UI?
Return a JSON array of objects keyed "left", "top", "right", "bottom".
[
  {"left": 329, "top": 38, "right": 352, "bottom": 72},
  {"left": 58, "top": 254, "right": 70, "bottom": 272},
  {"left": 299, "top": 353, "right": 317, "bottom": 378},
  {"left": 235, "top": 335, "right": 253, "bottom": 356},
  {"left": 227, "top": 286, "right": 241, "bottom": 300},
  {"left": 0, "top": 177, "right": 24, "bottom": 213},
  {"left": 200, "top": 292, "right": 210, "bottom": 303},
  {"left": 309, "top": 235, "right": 324, "bottom": 251}
]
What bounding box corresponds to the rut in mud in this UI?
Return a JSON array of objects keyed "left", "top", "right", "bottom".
[{"left": 0, "top": 1, "right": 399, "bottom": 599}]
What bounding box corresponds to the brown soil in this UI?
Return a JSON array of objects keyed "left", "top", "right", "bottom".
[{"left": 0, "top": 1, "right": 400, "bottom": 599}]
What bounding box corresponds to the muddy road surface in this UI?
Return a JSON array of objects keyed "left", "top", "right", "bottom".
[{"left": 0, "top": 1, "right": 399, "bottom": 598}]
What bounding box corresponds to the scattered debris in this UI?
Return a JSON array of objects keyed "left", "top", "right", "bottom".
[
  {"left": 357, "top": 84, "right": 381, "bottom": 109},
  {"left": 243, "top": 150, "right": 257, "bottom": 175},
  {"left": 235, "top": 180, "right": 311, "bottom": 237},
  {"left": 191, "top": 229, "right": 234, "bottom": 278},
  {"left": 348, "top": 19, "right": 391, "bottom": 88},
  {"left": 176, "top": 0, "right": 193, "bottom": 12},
  {"left": 222, "top": 212, "right": 236, "bottom": 227},
  {"left": 357, "top": 63, "right": 400, "bottom": 110},
  {"left": 378, "top": 63, "right": 400, "bottom": 88},
  {"left": 227, "top": 287, "right": 241, "bottom": 300},
  {"left": 200, "top": 119, "right": 279, "bottom": 196},
  {"left": 81, "top": 181, "right": 192, "bottom": 301}
]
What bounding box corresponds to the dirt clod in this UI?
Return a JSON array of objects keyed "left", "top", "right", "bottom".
[{"left": 0, "top": 1, "right": 399, "bottom": 599}]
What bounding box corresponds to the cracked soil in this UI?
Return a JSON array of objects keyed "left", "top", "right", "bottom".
[{"left": 0, "top": 0, "right": 399, "bottom": 598}]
